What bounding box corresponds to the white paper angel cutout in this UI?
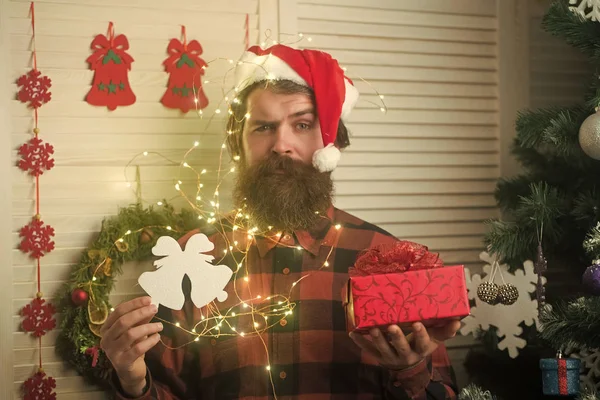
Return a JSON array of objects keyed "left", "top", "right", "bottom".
[{"left": 138, "top": 233, "right": 233, "bottom": 310}]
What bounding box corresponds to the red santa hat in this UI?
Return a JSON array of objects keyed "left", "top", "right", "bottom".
[{"left": 234, "top": 44, "right": 359, "bottom": 172}]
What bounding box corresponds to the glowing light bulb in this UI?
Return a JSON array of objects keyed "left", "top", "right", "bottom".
[
  {"left": 143, "top": 151, "right": 148, "bottom": 156},
  {"left": 196, "top": 196, "right": 202, "bottom": 201},
  {"left": 266, "top": 366, "right": 271, "bottom": 371},
  {"left": 232, "top": 312, "right": 236, "bottom": 317},
  {"left": 110, "top": 307, "right": 115, "bottom": 312},
  {"left": 126, "top": 182, "right": 131, "bottom": 187},
  {"left": 175, "top": 183, "right": 181, "bottom": 191},
  {"left": 215, "top": 191, "right": 219, "bottom": 196},
  {"left": 307, "top": 37, "right": 313, "bottom": 42},
  {"left": 234, "top": 241, "right": 238, "bottom": 245},
  {"left": 335, "top": 224, "right": 342, "bottom": 230},
  {"left": 245, "top": 112, "right": 251, "bottom": 119},
  {"left": 92, "top": 276, "right": 97, "bottom": 281},
  {"left": 157, "top": 201, "right": 163, "bottom": 206},
  {"left": 244, "top": 276, "right": 249, "bottom": 282},
  {"left": 256, "top": 295, "right": 261, "bottom": 299},
  {"left": 379, "top": 95, "right": 385, "bottom": 99},
  {"left": 194, "top": 337, "right": 200, "bottom": 342},
  {"left": 194, "top": 141, "right": 200, "bottom": 147},
  {"left": 228, "top": 59, "right": 234, "bottom": 64},
  {"left": 324, "top": 261, "right": 330, "bottom": 267},
  {"left": 215, "top": 109, "right": 221, "bottom": 114},
  {"left": 204, "top": 80, "right": 210, "bottom": 84},
  {"left": 278, "top": 301, "right": 283, "bottom": 305},
  {"left": 233, "top": 225, "right": 239, "bottom": 231},
  {"left": 233, "top": 155, "right": 241, "bottom": 161},
  {"left": 167, "top": 226, "right": 172, "bottom": 230},
  {"left": 222, "top": 144, "right": 226, "bottom": 149},
  {"left": 243, "top": 302, "right": 249, "bottom": 308},
  {"left": 125, "top": 230, "right": 132, "bottom": 235},
  {"left": 194, "top": 98, "right": 199, "bottom": 104},
  {"left": 254, "top": 322, "right": 259, "bottom": 327},
  {"left": 232, "top": 326, "right": 236, "bottom": 331},
  {"left": 183, "top": 162, "right": 189, "bottom": 167},
  {"left": 299, "top": 33, "right": 304, "bottom": 37},
  {"left": 223, "top": 249, "right": 228, "bottom": 254},
  {"left": 240, "top": 332, "right": 246, "bottom": 337},
  {"left": 201, "top": 169, "right": 207, "bottom": 174},
  {"left": 175, "top": 322, "right": 180, "bottom": 327}
]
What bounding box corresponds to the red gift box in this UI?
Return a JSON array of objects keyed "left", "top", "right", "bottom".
[{"left": 342, "top": 241, "right": 470, "bottom": 333}]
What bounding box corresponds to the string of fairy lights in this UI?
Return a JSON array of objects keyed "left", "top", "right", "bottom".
[{"left": 87, "top": 31, "right": 387, "bottom": 396}]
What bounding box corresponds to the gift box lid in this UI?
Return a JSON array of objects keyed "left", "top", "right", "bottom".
[{"left": 539, "top": 357, "right": 581, "bottom": 370}]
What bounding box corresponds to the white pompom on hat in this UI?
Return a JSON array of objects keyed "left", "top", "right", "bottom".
[{"left": 234, "top": 44, "right": 359, "bottom": 172}]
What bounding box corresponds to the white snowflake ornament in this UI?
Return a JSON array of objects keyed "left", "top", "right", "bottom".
[
  {"left": 570, "top": 0, "right": 600, "bottom": 21},
  {"left": 459, "top": 251, "right": 546, "bottom": 358},
  {"left": 138, "top": 233, "right": 233, "bottom": 310}
]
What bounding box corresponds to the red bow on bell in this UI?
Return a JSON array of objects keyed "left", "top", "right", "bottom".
[
  {"left": 86, "top": 22, "right": 134, "bottom": 70},
  {"left": 163, "top": 38, "right": 207, "bottom": 73}
]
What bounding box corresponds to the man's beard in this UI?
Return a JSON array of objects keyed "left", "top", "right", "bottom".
[{"left": 233, "top": 154, "right": 334, "bottom": 232}]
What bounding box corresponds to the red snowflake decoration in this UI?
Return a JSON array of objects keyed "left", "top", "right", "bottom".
[
  {"left": 20, "top": 218, "right": 55, "bottom": 258},
  {"left": 23, "top": 370, "right": 56, "bottom": 400},
  {"left": 17, "top": 69, "right": 52, "bottom": 109},
  {"left": 21, "top": 297, "right": 56, "bottom": 337},
  {"left": 18, "top": 137, "right": 55, "bottom": 176}
]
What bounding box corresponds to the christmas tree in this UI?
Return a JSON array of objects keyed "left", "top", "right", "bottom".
[{"left": 465, "top": 1, "right": 600, "bottom": 398}]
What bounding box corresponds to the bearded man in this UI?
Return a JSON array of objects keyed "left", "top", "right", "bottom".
[{"left": 101, "top": 44, "right": 461, "bottom": 400}]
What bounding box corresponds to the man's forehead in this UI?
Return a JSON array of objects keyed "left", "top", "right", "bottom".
[{"left": 246, "top": 90, "right": 316, "bottom": 117}]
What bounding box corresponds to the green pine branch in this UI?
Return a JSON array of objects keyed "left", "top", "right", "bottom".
[
  {"left": 458, "top": 384, "right": 500, "bottom": 400},
  {"left": 538, "top": 297, "right": 600, "bottom": 350},
  {"left": 542, "top": 0, "right": 600, "bottom": 62}
]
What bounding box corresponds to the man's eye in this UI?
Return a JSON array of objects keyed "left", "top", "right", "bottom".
[
  {"left": 256, "top": 125, "right": 273, "bottom": 132},
  {"left": 297, "top": 123, "right": 311, "bottom": 130}
]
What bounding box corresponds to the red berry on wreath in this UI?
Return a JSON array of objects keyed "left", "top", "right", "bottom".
[{"left": 71, "top": 288, "right": 89, "bottom": 306}]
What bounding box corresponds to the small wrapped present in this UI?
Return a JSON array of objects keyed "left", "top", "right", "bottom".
[
  {"left": 342, "top": 241, "right": 470, "bottom": 333},
  {"left": 540, "top": 352, "right": 581, "bottom": 396}
]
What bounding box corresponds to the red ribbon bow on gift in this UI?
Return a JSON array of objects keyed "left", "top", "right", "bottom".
[
  {"left": 85, "top": 345, "right": 100, "bottom": 367},
  {"left": 349, "top": 240, "right": 443, "bottom": 277},
  {"left": 86, "top": 22, "right": 134, "bottom": 70},
  {"left": 163, "top": 25, "right": 207, "bottom": 73}
]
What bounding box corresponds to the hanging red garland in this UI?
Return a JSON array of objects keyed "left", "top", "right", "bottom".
[
  {"left": 85, "top": 22, "right": 136, "bottom": 110},
  {"left": 21, "top": 297, "right": 56, "bottom": 338},
  {"left": 160, "top": 26, "right": 208, "bottom": 113},
  {"left": 17, "top": 69, "right": 52, "bottom": 109},
  {"left": 18, "top": 137, "right": 55, "bottom": 176},
  {"left": 20, "top": 218, "right": 55, "bottom": 258}
]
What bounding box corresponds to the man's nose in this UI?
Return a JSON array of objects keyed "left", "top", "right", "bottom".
[{"left": 271, "top": 125, "right": 294, "bottom": 155}]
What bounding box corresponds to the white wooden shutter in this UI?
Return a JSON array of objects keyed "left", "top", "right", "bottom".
[
  {"left": 297, "top": 0, "right": 499, "bottom": 274},
  {"left": 6, "top": 0, "right": 257, "bottom": 398}
]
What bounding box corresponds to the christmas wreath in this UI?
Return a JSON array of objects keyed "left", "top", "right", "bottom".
[{"left": 54, "top": 202, "right": 204, "bottom": 387}]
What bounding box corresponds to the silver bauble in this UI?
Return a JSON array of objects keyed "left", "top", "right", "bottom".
[{"left": 579, "top": 111, "right": 600, "bottom": 160}]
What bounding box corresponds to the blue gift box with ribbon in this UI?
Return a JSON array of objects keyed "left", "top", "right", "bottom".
[{"left": 540, "top": 352, "right": 581, "bottom": 396}]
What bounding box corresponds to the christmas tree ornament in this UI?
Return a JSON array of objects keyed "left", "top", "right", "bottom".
[
  {"left": 18, "top": 136, "right": 55, "bottom": 176},
  {"left": 160, "top": 26, "right": 209, "bottom": 113},
  {"left": 540, "top": 350, "right": 581, "bottom": 396},
  {"left": 582, "top": 262, "right": 600, "bottom": 295},
  {"left": 88, "top": 299, "right": 109, "bottom": 325},
  {"left": 138, "top": 233, "right": 232, "bottom": 310},
  {"left": 115, "top": 239, "right": 129, "bottom": 252},
  {"left": 17, "top": 69, "right": 52, "bottom": 109},
  {"left": 461, "top": 252, "right": 544, "bottom": 358},
  {"left": 22, "top": 369, "right": 56, "bottom": 400},
  {"left": 140, "top": 228, "right": 155, "bottom": 244},
  {"left": 534, "top": 242, "right": 548, "bottom": 314},
  {"left": 19, "top": 217, "right": 55, "bottom": 258},
  {"left": 71, "top": 288, "right": 88, "bottom": 306},
  {"left": 579, "top": 109, "right": 600, "bottom": 160},
  {"left": 497, "top": 283, "right": 519, "bottom": 305},
  {"left": 476, "top": 281, "right": 499, "bottom": 304},
  {"left": 21, "top": 296, "right": 56, "bottom": 337},
  {"left": 569, "top": 0, "right": 600, "bottom": 21},
  {"left": 85, "top": 22, "right": 136, "bottom": 110}
]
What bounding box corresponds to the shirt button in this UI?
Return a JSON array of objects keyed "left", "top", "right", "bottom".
[
  {"left": 282, "top": 267, "right": 290, "bottom": 275},
  {"left": 280, "top": 319, "right": 288, "bottom": 327},
  {"left": 279, "top": 371, "right": 287, "bottom": 379}
]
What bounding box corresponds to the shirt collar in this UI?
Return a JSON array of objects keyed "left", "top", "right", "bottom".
[{"left": 254, "top": 206, "right": 335, "bottom": 257}]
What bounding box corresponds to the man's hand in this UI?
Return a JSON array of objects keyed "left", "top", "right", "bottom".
[
  {"left": 349, "top": 320, "right": 461, "bottom": 370},
  {"left": 100, "top": 296, "right": 163, "bottom": 396}
]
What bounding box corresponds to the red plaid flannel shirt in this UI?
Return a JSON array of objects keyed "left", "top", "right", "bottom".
[{"left": 112, "top": 208, "right": 458, "bottom": 399}]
